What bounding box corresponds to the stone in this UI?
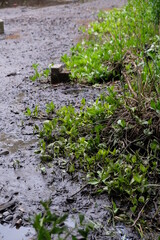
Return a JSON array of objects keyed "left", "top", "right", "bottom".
[
  {"left": 0, "top": 150, "right": 9, "bottom": 156},
  {"left": 3, "top": 211, "right": 10, "bottom": 217},
  {"left": 59, "top": 70, "right": 70, "bottom": 83},
  {"left": 18, "top": 206, "right": 26, "bottom": 213},
  {"left": 51, "top": 64, "right": 70, "bottom": 84},
  {"left": 0, "top": 19, "right": 4, "bottom": 34},
  {"left": 15, "top": 218, "right": 22, "bottom": 227},
  {"left": 51, "top": 64, "right": 63, "bottom": 74},
  {"left": 5, "top": 215, "right": 13, "bottom": 222}
]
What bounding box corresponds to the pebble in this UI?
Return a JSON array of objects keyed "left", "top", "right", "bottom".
[
  {"left": 23, "top": 214, "right": 29, "bottom": 222},
  {"left": 5, "top": 215, "right": 13, "bottom": 221},
  {"left": 15, "top": 218, "right": 22, "bottom": 227},
  {"left": 18, "top": 206, "right": 26, "bottom": 213},
  {"left": 3, "top": 211, "right": 10, "bottom": 217},
  {"left": 0, "top": 150, "right": 9, "bottom": 156}
]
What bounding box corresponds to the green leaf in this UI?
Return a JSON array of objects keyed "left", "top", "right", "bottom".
[
  {"left": 133, "top": 173, "right": 142, "bottom": 183},
  {"left": 88, "top": 178, "right": 100, "bottom": 185},
  {"left": 131, "top": 155, "right": 137, "bottom": 163},
  {"left": 69, "top": 164, "right": 75, "bottom": 173},
  {"left": 81, "top": 98, "right": 86, "bottom": 106},
  {"left": 38, "top": 227, "right": 51, "bottom": 240},
  {"left": 79, "top": 214, "right": 85, "bottom": 225},
  {"left": 138, "top": 196, "right": 145, "bottom": 203},
  {"left": 46, "top": 102, "right": 55, "bottom": 114},
  {"left": 78, "top": 229, "right": 88, "bottom": 238},
  {"left": 150, "top": 140, "right": 159, "bottom": 150},
  {"left": 40, "top": 155, "right": 53, "bottom": 161},
  {"left": 51, "top": 226, "right": 66, "bottom": 235},
  {"left": 72, "top": 236, "right": 78, "bottom": 240},
  {"left": 117, "top": 119, "right": 126, "bottom": 128},
  {"left": 24, "top": 107, "right": 31, "bottom": 117},
  {"left": 130, "top": 205, "right": 137, "bottom": 213},
  {"left": 140, "top": 164, "right": 147, "bottom": 173},
  {"left": 112, "top": 201, "right": 119, "bottom": 214},
  {"left": 57, "top": 214, "right": 68, "bottom": 224}
]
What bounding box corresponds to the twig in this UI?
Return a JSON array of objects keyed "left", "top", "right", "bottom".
[
  {"left": 120, "top": 137, "right": 145, "bottom": 154},
  {"left": 132, "top": 200, "right": 149, "bottom": 227},
  {"left": 122, "top": 71, "right": 137, "bottom": 99},
  {"left": 153, "top": 201, "right": 159, "bottom": 219},
  {"left": 70, "top": 184, "right": 89, "bottom": 198},
  {"left": 144, "top": 184, "right": 160, "bottom": 188}
]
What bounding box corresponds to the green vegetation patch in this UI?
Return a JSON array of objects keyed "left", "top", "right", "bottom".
[
  {"left": 62, "top": 0, "right": 159, "bottom": 84},
  {"left": 32, "top": 201, "right": 94, "bottom": 240},
  {"left": 28, "top": 0, "right": 160, "bottom": 238},
  {"left": 35, "top": 68, "right": 160, "bottom": 236}
]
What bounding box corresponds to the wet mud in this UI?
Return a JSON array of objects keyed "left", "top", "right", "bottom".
[
  {"left": 0, "top": 0, "right": 94, "bottom": 8},
  {"left": 0, "top": 0, "right": 140, "bottom": 239}
]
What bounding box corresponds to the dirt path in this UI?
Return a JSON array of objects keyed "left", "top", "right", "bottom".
[{"left": 0, "top": 1, "right": 138, "bottom": 239}]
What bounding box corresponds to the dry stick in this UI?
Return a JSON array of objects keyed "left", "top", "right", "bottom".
[
  {"left": 153, "top": 201, "right": 159, "bottom": 219},
  {"left": 132, "top": 199, "right": 149, "bottom": 227},
  {"left": 145, "top": 184, "right": 160, "bottom": 188},
  {"left": 121, "top": 136, "right": 145, "bottom": 154},
  {"left": 122, "top": 72, "right": 137, "bottom": 99},
  {"left": 70, "top": 184, "right": 89, "bottom": 198}
]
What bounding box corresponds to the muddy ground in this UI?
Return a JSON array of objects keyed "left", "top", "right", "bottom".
[{"left": 0, "top": 0, "right": 141, "bottom": 239}]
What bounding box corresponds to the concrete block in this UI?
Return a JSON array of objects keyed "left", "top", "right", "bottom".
[
  {"left": 51, "top": 64, "right": 70, "bottom": 84},
  {"left": 0, "top": 19, "right": 4, "bottom": 34},
  {"left": 51, "top": 64, "right": 63, "bottom": 74}
]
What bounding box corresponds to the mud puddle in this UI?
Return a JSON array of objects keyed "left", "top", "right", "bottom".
[
  {"left": 0, "top": 0, "right": 94, "bottom": 8},
  {"left": 0, "top": 133, "right": 37, "bottom": 154},
  {"left": 0, "top": 224, "right": 34, "bottom": 240}
]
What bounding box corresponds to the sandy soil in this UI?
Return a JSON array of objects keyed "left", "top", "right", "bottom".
[{"left": 0, "top": 1, "right": 140, "bottom": 239}]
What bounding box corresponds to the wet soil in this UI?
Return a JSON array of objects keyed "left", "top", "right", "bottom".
[
  {"left": 0, "top": 0, "right": 140, "bottom": 239},
  {"left": 0, "top": 0, "right": 94, "bottom": 8}
]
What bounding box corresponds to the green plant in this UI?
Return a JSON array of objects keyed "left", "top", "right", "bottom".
[
  {"left": 28, "top": 0, "right": 160, "bottom": 237},
  {"left": 24, "top": 105, "right": 39, "bottom": 118},
  {"left": 62, "top": 0, "right": 158, "bottom": 84},
  {"left": 34, "top": 77, "right": 159, "bottom": 231},
  {"left": 32, "top": 201, "right": 94, "bottom": 240},
  {"left": 150, "top": 0, "right": 160, "bottom": 26},
  {"left": 30, "top": 63, "right": 53, "bottom": 81},
  {"left": 30, "top": 64, "right": 41, "bottom": 82},
  {"left": 46, "top": 102, "right": 55, "bottom": 115}
]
